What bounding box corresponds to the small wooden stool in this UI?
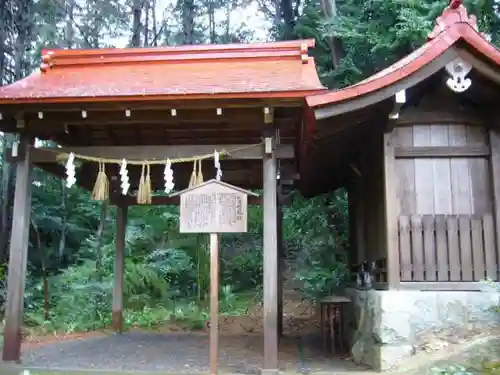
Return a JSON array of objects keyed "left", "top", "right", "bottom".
[{"left": 319, "top": 295, "right": 351, "bottom": 355}]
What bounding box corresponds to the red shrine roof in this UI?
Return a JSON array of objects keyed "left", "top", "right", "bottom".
[
  {"left": 0, "top": 40, "right": 326, "bottom": 104},
  {"left": 306, "top": 0, "right": 500, "bottom": 110}
]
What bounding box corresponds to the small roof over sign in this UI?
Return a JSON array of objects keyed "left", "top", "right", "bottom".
[{"left": 169, "top": 179, "right": 259, "bottom": 197}]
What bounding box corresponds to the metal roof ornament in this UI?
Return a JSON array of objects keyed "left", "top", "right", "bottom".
[
  {"left": 445, "top": 58, "right": 473, "bottom": 93},
  {"left": 39, "top": 51, "right": 54, "bottom": 73}
]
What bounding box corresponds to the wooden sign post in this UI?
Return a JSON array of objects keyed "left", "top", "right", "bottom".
[
  {"left": 171, "top": 179, "right": 258, "bottom": 375},
  {"left": 209, "top": 232, "right": 219, "bottom": 375}
]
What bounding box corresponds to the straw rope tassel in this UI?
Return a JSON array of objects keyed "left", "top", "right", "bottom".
[
  {"left": 188, "top": 160, "right": 197, "bottom": 188},
  {"left": 196, "top": 159, "right": 204, "bottom": 186},
  {"left": 92, "top": 162, "right": 109, "bottom": 201},
  {"left": 144, "top": 163, "right": 152, "bottom": 204},
  {"left": 137, "top": 163, "right": 153, "bottom": 204},
  {"left": 137, "top": 163, "right": 146, "bottom": 204}
]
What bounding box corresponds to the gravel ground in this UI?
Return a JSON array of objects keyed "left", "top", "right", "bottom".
[{"left": 20, "top": 331, "right": 367, "bottom": 374}]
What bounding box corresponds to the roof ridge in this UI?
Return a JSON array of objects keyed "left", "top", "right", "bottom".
[
  {"left": 428, "top": 0, "right": 478, "bottom": 40},
  {"left": 39, "top": 39, "right": 315, "bottom": 73}
]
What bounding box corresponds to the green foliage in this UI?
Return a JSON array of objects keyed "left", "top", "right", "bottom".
[
  {"left": 285, "top": 191, "right": 350, "bottom": 299},
  {"left": 429, "top": 364, "right": 473, "bottom": 375},
  {"left": 481, "top": 362, "right": 500, "bottom": 374},
  {"left": 295, "top": 0, "right": 500, "bottom": 88},
  {"left": 295, "top": 261, "right": 348, "bottom": 300},
  {"left": 223, "top": 245, "right": 263, "bottom": 292},
  {"left": 25, "top": 260, "right": 113, "bottom": 333},
  {"left": 481, "top": 279, "right": 500, "bottom": 313},
  {"left": 17, "top": 179, "right": 349, "bottom": 333}
]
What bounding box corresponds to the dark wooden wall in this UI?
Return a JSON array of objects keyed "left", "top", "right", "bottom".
[{"left": 348, "top": 129, "right": 388, "bottom": 283}]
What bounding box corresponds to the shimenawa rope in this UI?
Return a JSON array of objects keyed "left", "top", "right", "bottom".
[{"left": 56, "top": 143, "right": 258, "bottom": 202}]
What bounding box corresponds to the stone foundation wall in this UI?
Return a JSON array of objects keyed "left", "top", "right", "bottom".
[{"left": 344, "top": 287, "right": 500, "bottom": 371}]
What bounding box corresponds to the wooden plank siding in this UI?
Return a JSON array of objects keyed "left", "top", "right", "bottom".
[
  {"left": 394, "top": 124, "right": 499, "bottom": 282},
  {"left": 398, "top": 214, "right": 497, "bottom": 281},
  {"left": 395, "top": 125, "right": 491, "bottom": 216}
]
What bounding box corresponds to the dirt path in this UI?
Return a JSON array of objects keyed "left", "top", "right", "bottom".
[
  {"left": 20, "top": 331, "right": 368, "bottom": 373},
  {"left": 14, "top": 295, "right": 369, "bottom": 374}
]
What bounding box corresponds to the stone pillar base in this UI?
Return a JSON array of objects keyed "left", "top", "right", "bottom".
[{"left": 344, "top": 288, "right": 500, "bottom": 371}]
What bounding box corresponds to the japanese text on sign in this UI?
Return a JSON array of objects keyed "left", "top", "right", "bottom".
[{"left": 179, "top": 190, "right": 247, "bottom": 233}]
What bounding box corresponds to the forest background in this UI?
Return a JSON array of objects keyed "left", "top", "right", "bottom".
[{"left": 0, "top": 0, "right": 499, "bottom": 336}]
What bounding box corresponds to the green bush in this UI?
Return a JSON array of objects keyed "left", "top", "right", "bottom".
[
  {"left": 19, "top": 187, "right": 350, "bottom": 334},
  {"left": 429, "top": 365, "right": 473, "bottom": 375}
]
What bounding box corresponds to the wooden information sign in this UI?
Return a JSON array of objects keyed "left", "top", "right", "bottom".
[
  {"left": 171, "top": 180, "right": 258, "bottom": 375},
  {"left": 176, "top": 179, "right": 256, "bottom": 234}
]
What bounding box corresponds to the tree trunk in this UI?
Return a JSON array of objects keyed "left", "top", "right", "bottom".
[
  {"left": 95, "top": 201, "right": 108, "bottom": 284},
  {"left": 14, "top": 12, "right": 27, "bottom": 79},
  {"left": 151, "top": 0, "right": 157, "bottom": 46},
  {"left": 0, "top": 0, "right": 7, "bottom": 83},
  {"left": 319, "top": 0, "right": 341, "bottom": 68},
  {"left": 280, "top": 0, "right": 294, "bottom": 40},
  {"left": 0, "top": 134, "right": 15, "bottom": 264},
  {"left": 224, "top": 1, "right": 230, "bottom": 42},
  {"left": 207, "top": 0, "right": 216, "bottom": 43},
  {"left": 273, "top": 0, "right": 280, "bottom": 31},
  {"left": 58, "top": 180, "right": 67, "bottom": 259},
  {"left": 64, "top": 0, "right": 75, "bottom": 49},
  {"left": 94, "top": 201, "right": 108, "bottom": 323},
  {"left": 31, "top": 218, "right": 49, "bottom": 321},
  {"left": 130, "top": 0, "right": 143, "bottom": 47},
  {"left": 182, "top": 0, "right": 195, "bottom": 44},
  {"left": 144, "top": 0, "right": 150, "bottom": 46}
]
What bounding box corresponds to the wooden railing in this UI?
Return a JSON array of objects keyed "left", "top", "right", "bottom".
[{"left": 398, "top": 214, "right": 499, "bottom": 282}]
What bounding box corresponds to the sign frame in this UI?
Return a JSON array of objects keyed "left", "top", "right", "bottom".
[{"left": 171, "top": 179, "right": 258, "bottom": 234}]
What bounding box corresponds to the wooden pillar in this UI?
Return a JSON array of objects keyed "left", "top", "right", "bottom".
[
  {"left": 263, "top": 135, "right": 279, "bottom": 373},
  {"left": 488, "top": 129, "right": 500, "bottom": 277},
  {"left": 209, "top": 233, "right": 220, "bottom": 375},
  {"left": 112, "top": 205, "right": 128, "bottom": 333},
  {"left": 277, "top": 184, "right": 284, "bottom": 339},
  {"left": 355, "top": 182, "right": 366, "bottom": 264},
  {"left": 2, "top": 136, "right": 33, "bottom": 362},
  {"left": 383, "top": 130, "right": 400, "bottom": 289},
  {"left": 347, "top": 184, "right": 357, "bottom": 269}
]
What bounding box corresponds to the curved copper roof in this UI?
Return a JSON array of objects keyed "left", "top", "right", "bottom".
[
  {"left": 0, "top": 39, "right": 327, "bottom": 104},
  {"left": 305, "top": 0, "right": 500, "bottom": 110}
]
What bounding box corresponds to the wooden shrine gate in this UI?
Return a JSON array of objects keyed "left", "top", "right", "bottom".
[{"left": 0, "top": 40, "right": 327, "bottom": 371}]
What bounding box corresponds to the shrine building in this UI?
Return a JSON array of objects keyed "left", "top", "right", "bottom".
[{"left": 0, "top": 0, "right": 499, "bottom": 371}]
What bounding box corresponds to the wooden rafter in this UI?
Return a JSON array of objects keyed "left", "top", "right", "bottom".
[
  {"left": 0, "top": 98, "right": 305, "bottom": 116},
  {"left": 22, "top": 107, "right": 295, "bottom": 126}
]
